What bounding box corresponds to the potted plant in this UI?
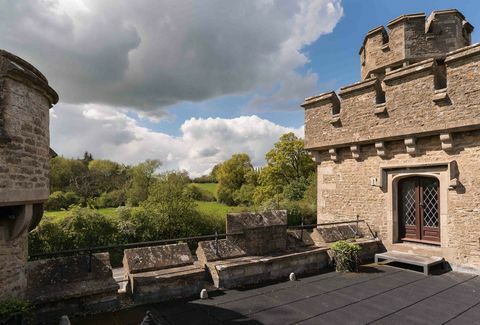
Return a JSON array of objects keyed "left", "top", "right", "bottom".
[
  {"left": 330, "top": 240, "right": 361, "bottom": 272},
  {"left": 0, "top": 298, "right": 32, "bottom": 325}
]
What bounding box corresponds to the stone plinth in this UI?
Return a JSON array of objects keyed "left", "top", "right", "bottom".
[
  {"left": 196, "top": 239, "right": 247, "bottom": 265},
  {"left": 226, "top": 210, "right": 287, "bottom": 255},
  {"left": 123, "top": 243, "right": 206, "bottom": 303},
  {"left": 207, "top": 247, "right": 330, "bottom": 289},
  {"left": 27, "top": 253, "right": 119, "bottom": 321},
  {"left": 123, "top": 243, "right": 193, "bottom": 274}
]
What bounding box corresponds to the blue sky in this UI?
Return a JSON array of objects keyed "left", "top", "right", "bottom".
[
  {"left": 153, "top": 0, "right": 480, "bottom": 137},
  {"left": 2, "top": 0, "right": 478, "bottom": 176}
]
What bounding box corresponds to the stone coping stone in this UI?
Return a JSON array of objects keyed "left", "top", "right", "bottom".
[
  {"left": 123, "top": 243, "right": 194, "bottom": 274},
  {"left": 206, "top": 247, "right": 330, "bottom": 289},
  {"left": 27, "top": 253, "right": 117, "bottom": 301},
  {"left": 286, "top": 229, "right": 315, "bottom": 248},
  {"left": 196, "top": 239, "right": 247, "bottom": 265},
  {"left": 311, "top": 225, "right": 364, "bottom": 244},
  {"left": 226, "top": 210, "right": 287, "bottom": 233},
  {"left": 127, "top": 263, "right": 206, "bottom": 303}
]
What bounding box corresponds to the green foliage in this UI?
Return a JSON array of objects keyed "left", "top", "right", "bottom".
[
  {"left": 95, "top": 190, "right": 127, "bottom": 208},
  {"left": 0, "top": 298, "right": 31, "bottom": 320},
  {"left": 126, "top": 159, "right": 161, "bottom": 206},
  {"left": 330, "top": 240, "right": 361, "bottom": 272},
  {"left": 88, "top": 159, "right": 129, "bottom": 194},
  {"left": 45, "top": 191, "right": 80, "bottom": 211},
  {"left": 256, "top": 132, "right": 315, "bottom": 201},
  {"left": 217, "top": 153, "right": 255, "bottom": 205},
  {"left": 232, "top": 183, "right": 256, "bottom": 206},
  {"left": 185, "top": 184, "right": 215, "bottom": 202}
]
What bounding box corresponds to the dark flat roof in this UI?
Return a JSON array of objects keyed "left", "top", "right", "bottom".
[{"left": 76, "top": 264, "right": 480, "bottom": 324}]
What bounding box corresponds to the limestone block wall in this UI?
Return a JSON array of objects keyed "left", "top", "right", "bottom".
[
  {"left": 0, "top": 229, "right": 27, "bottom": 299},
  {"left": 314, "top": 131, "right": 480, "bottom": 270},
  {"left": 304, "top": 43, "right": 480, "bottom": 151},
  {"left": 360, "top": 10, "right": 472, "bottom": 79},
  {"left": 0, "top": 50, "right": 58, "bottom": 300}
]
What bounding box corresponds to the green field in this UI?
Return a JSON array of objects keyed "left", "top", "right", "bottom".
[
  {"left": 192, "top": 182, "right": 218, "bottom": 198},
  {"left": 44, "top": 207, "right": 119, "bottom": 221}
]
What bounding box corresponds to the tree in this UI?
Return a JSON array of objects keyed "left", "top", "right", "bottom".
[
  {"left": 88, "top": 159, "right": 129, "bottom": 194},
  {"left": 255, "top": 133, "right": 315, "bottom": 204},
  {"left": 217, "top": 153, "right": 254, "bottom": 205},
  {"left": 126, "top": 159, "right": 161, "bottom": 206},
  {"left": 82, "top": 151, "right": 94, "bottom": 165}
]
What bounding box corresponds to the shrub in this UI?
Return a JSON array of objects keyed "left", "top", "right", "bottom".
[
  {"left": 45, "top": 191, "right": 80, "bottom": 211},
  {"left": 95, "top": 190, "right": 126, "bottom": 208},
  {"left": 184, "top": 184, "right": 215, "bottom": 202},
  {"left": 0, "top": 298, "right": 32, "bottom": 322},
  {"left": 330, "top": 240, "right": 361, "bottom": 272}
]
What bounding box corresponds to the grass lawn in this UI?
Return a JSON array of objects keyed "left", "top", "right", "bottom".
[
  {"left": 44, "top": 200, "right": 249, "bottom": 223},
  {"left": 192, "top": 182, "right": 218, "bottom": 199},
  {"left": 44, "top": 207, "right": 119, "bottom": 221}
]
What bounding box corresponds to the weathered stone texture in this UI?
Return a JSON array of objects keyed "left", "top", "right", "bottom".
[
  {"left": 196, "top": 239, "right": 247, "bottom": 265},
  {"left": 304, "top": 44, "right": 480, "bottom": 150},
  {"left": 27, "top": 253, "right": 119, "bottom": 321},
  {"left": 226, "top": 210, "right": 287, "bottom": 255},
  {"left": 123, "top": 243, "right": 193, "bottom": 274},
  {"left": 0, "top": 228, "right": 27, "bottom": 300},
  {"left": 123, "top": 243, "right": 207, "bottom": 303},
  {"left": 314, "top": 131, "right": 480, "bottom": 269},
  {"left": 361, "top": 10, "right": 472, "bottom": 79}
]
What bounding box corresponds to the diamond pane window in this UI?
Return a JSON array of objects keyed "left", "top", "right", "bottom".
[{"left": 401, "top": 180, "right": 416, "bottom": 226}]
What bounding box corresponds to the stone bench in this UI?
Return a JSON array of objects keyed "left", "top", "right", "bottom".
[
  {"left": 123, "top": 243, "right": 206, "bottom": 303},
  {"left": 27, "top": 252, "right": 119, "bottom": 322}
]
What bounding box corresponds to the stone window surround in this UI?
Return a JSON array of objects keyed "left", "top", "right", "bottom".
[{"left": 378, "top": 161, "right": 456, "bottom": 248}]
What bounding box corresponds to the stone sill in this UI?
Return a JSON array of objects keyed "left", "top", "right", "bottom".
[
  {"left": 374, "top": 103, "right": 387, "bottom": 115},
  {"left": 433, "top": 88, "right": 449, "bottom": 103},
  {"left": 381, "top": 43, "right": 390, "bottom": 51}
]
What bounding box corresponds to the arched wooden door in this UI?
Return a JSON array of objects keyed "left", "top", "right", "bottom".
[{"left": 398, "top": 176, "right": 440, "bottom": 243}]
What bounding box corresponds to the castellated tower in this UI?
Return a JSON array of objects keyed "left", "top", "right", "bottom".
[
  {"left": 360, "top": 9, "right": 473, "bottom": 80},
  {"left": 0, "top": 50, "right": 58, "bottom": 299},
  {"left": 302, "top": 9, "right": 480, "bottom": 271}
]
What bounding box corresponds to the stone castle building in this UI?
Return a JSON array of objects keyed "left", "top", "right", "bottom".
[
  {"left": 302, "top": 9, "right": 480, "bottom": 272},
  {"left": 0, "top": 50, "right": 58, "bottom": 299}
]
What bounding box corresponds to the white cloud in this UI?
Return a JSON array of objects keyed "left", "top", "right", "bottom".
[
  {"left": 50, "top": 104, "right": 303, "bottom": 177},
  {"left": 0, "top": 0, "right": 343, "bottom": 117}
]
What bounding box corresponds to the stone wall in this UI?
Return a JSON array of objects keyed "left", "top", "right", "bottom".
[
  {"left": 360, "top": 10, "right": 472, "bottom": 79},
  {"left": 0, "top": 50, "right": 58, "bottom": 300},
  {"left": 314, "top": 131, "right": 480, "bottom": 269},
  {"left": 226, "top": 211, "right": 287, "bottom": 255},
  {"left": 0, "top": 229, "right": 27, "bottom": 300},
  {"left": 304, "top": 43, "right": 480, "bottom": 151}
]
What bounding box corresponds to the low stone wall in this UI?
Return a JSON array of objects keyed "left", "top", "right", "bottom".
[
  {"left": 123, "top": 243, "right": 206, "bottom": 303},
  {"left": 226, "top": 210, "right": 287, "bottom": 255},
  {"left": 196, "top": 239, "right": 247, "bottom": 265},
  {"left": 27, "top": 253, "right": 119, "bottom": 322},
  {"left": 207, "top": 247, "right": 330, "bottom": 289}
]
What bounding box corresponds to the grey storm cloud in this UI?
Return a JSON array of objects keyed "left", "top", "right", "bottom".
[{"left": 0, "top": 0, "right": 343, "bottom": 117}]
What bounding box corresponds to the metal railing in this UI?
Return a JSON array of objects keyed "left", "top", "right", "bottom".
[{"left": 28, "top": 217, "right": 374, "bottom": 270}]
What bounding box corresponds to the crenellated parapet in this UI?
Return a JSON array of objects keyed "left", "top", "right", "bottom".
[
  {"left": 303, "top": 42, "right": 480, "bottom": 160},
  {"left": 360, "top": 9, "right": 473, "bottom": 80}
]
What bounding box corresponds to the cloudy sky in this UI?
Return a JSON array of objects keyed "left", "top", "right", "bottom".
[{"left": 1, "top": 0, "right": 478, "bottom": 176}]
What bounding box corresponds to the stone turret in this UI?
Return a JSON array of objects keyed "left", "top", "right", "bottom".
[
  {"left": 0, "top": 50, "right": 58, "bottom": 299},
  {"left": 360, "top": 9, "right": 473, "bottom": 80}
]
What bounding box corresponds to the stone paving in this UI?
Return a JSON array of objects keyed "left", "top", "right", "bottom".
[{"left": 75, "top": 264, "right": 480, "bottom": 325}]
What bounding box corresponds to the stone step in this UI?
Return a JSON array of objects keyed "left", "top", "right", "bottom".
[{"left": 375, "top": 251, "right": 445, "bottom": 275}]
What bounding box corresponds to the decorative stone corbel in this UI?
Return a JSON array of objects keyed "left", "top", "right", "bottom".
[
  {"left": 309, "top": 150, "right": 322, "bottom": 164},
  {"left": 350, "top": 145, "right": 360, "bottom": 160},
  {"left": 404, "top": 137, "right": 417, "bottom": 156},
  {"left": 440, "top": 133, "right": 454, "bottom": 151},
  {"left": 329, "top": 148, "right": 338, "bottom": 162},
  {"left": 375, "top": 142, "right": 386, "bottom": 158}
]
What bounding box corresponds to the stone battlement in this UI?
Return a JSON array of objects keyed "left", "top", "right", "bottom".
[
  {"left": 303, "top": 42, "right": 480, "bottom": 156},
  {"left": 360, "top": 9, "right": 473, "bottom": 80}
]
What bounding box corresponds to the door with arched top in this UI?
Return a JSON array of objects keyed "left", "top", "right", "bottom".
[{"left": 398, "top": 176, "right": 440, "bottom": 243}]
